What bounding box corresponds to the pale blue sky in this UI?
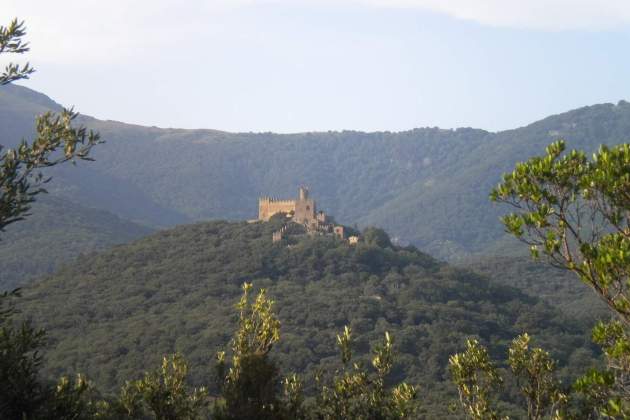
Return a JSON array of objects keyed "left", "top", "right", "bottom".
[{"left": 6, "top": 0, "right": 630, "bottom": 132}]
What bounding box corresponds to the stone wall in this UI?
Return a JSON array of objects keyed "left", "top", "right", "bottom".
[{"left": 258, "top": 198, "right": 296, "bottom": 221}]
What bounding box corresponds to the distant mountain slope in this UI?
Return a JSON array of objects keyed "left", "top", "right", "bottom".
[
  {"left": 0, "top": 84, "right": 191, "bottom": 228},
  {"left": 458, "top": 255, "right": 610, "bottom": 326},
  {"left": 361, "top": 103, "right": 630, "bottom": 258},
  {"left": 0, "top": 196, "right": 153, "bottom": 290},
  {"left": 0, "top": 83, "right": 62, "bottom": 146},
  {"left": 18, "top": 220, "right": 598, "bottom": 416},
  {"left": 2, "top": 84, "right": 629, "bottom": 258}
]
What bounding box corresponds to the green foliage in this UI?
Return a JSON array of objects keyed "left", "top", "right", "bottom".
[
  {"left": 363, "top": 227, "right": 393, "bottom": 248},
  {"left": 0, "top": 17, "right": 108, "bottom": 290},
  {"left": 0, "top": 289, "right": 47, "bottom": 418},
  {"left": 508, "top": 334, "right": 566, "bottom": 420},
  {"left": 282, "top": 373, "right": 306, "bottom": 419},
  {"left": 449, "top": 339, "right": 503, "bottom": 420},
  {"left": 570, "top": 321, "right": 630, "bottom": 418},
  {"left": 44, "top": 374, "right": 102, "bottom": 420},
  {"left": 450, "top": 335, "right": 567, "bottom": 420},
  {"left": 213, "top": 283, "right": 282, "bottom": 420},
  {"left": 314, "top": 327, "right": 417, "bottom": 419},
  {"left": 232, "top": 283, "right": 281, "bottom": 359},
  {"left": 0, "top": 290, "right": 104, "bottom": 419},
  {"left": 492, "top": 140, "right": 630, "bottom": 322},
  {"left": 0, "top": 18, "right": 100, "bottom": 234},
  {"left": 0, "top": 107, "right": 101, "bottom": 231},
  {"left": 213, "top": 284, "right": 417, "bottom": 420},
  {"left": 0, "top": 19, "right": 34, "bottom": 85},
  {"left": 0, "top": 18, "right": 107, "bottom": 420},
  {"left": 572, "top": 368, "right": 616, "bottom": 418},
  {"left": 492, "top": 140, "right": 630, "bottom": 418},
  {"left": 107, "top": 354, "right": 208, "bottom": 420}
]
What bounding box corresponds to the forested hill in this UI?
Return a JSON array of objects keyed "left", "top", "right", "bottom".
[
  {"left": 2, "top": 84, "right": 630, "bottom": 259},
  {"left": 459, "top": 255, "right": 610, "bottom": 326},
  {"left": 19, "top": 220, "right": 599, "bottom": 417},
  {"left": 0, "top": 196, "right": 153, "bottom": 290}
]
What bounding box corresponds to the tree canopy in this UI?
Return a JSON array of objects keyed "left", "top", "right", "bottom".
[{"left": 449, "top": 140, "right": 630, "bottom": 419}]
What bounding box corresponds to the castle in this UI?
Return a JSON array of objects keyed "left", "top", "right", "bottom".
[
  {"left": 258, "top": 187, "right": 349, "bottom": 242},
  {"left": 258, "top": 187, "right": 324, "bottom": 228}
]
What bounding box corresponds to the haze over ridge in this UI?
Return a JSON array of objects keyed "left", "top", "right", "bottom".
[{"left": 6, "top": 0, "right": 630, "bottom": 134}]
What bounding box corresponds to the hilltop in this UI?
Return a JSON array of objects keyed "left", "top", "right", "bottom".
[
  {"left": 3, "top": 84, "right": 630, "bottom": 261},
  {"left": 18, "top": 219, "right": 599, "bottom": 417}
]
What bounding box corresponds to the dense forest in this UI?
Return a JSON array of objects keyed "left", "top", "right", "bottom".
[
  {"left": 459, "top": 255, "right": 610, "bottom": 326},
  {"left": 0, "top": 196, "right": 152, "bottom": 290},
  {"left": 15, "top": 219, "right": 602, "bottom": 417},
  {"left": 2, "top": 84, "right": 630, "bottom": 265}
]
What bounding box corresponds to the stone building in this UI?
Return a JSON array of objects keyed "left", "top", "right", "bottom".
[
  {"left": 259, "top": 186, "right": 321, "bottom": 228},
  {"left": 259, "top": 186, "right": 352, "bottom": 242}
]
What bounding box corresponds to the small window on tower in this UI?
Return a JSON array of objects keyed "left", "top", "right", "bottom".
[{"left": 306, "top": 206, "right": 310, "bottom": 211}]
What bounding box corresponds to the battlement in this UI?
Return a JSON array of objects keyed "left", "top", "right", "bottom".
[
  {"left": 258, "top": 186, "right": 357, "bottom": 244},
  {"left": 258, "top": 187, "right": 315, "bottom": 222},
  {"left": 258, "top": 195, "right": 297, "bottom": 222},
  {"left": 259, "top": 197, "right": 296, "bottom": 205}
]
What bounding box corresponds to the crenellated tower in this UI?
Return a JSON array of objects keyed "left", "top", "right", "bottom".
[{"left": 258, "top": 186, "right": 354, "bottom": 243}]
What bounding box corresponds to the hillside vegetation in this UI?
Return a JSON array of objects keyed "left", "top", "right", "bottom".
[
  {"left": 18, "top": 220, "right": 600, "bottom": 417},
  {"left": 0, "top": 196, "right": 152, "bottom": 290},
  {"left": 3, "top": 84, "right": 630, "bottom": 260},
  {"left": 460, "top": 255, "right": 610, "bottom": 326}
]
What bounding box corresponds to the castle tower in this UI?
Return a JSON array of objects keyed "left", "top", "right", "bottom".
[
  {"left": 294, "top": 186, "right": 316, "bottom": 225},
  {"left": 299, "top": 186, "right": 309, "bottom": 200}
]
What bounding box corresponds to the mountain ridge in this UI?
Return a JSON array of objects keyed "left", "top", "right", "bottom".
[
  {"left": 2, "top": 84, "right": 629, "bottom": 260},
  {"left": 8, "top": 82, "right": 628, "bottom": 136}
]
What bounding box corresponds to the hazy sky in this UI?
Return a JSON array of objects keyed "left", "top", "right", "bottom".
[{"left": 5, "top": 0, "right": 630, "bottom": 133}]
